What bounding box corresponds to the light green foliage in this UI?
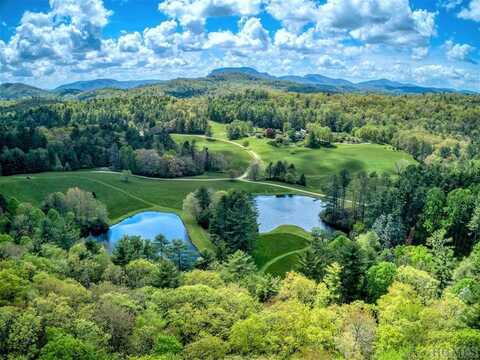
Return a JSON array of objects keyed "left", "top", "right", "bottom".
[
  {"left": 276, "top": 272, "right": 318, "bottom": 305},
  {"left": 181, "top": 270, "right": 225, "bottom": 288},
  {"left": 150, "top": 284, "right": 259, "bottom": 343},
  {"left": 39, "top": 328, "right": 105, "bottom": 360},
  {"left": 183, "top": 335, "right": 228, "bottom": 360},
  {"left": 395, "top": 266, "right": 440, "bottom": 302},
  {"left": 366, "top": 262, "right": 397, "bottom": 302},
  {"left": 376, "top": 282, "right": 424, "bottom": 357},
  {"left": 0, "top": 268, "right": 29, "bottom": 305},
  {"left": 393, "top": 245, "right": 435, "bottom": 272},
  {"left": 229, "top": 300, "right": 337, "bottom": 357},
  {"left": 322, "top": 262, "right": 343, "bottom": 305}
]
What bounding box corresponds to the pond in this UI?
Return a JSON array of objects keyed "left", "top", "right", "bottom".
[
  {"left": 97, "top": 211, "right": 197, "bottom": 254},
  {"left": 255, "top": 195, "right": 333, "bottom": 233},
  {"left": 99, "top": 195, "right": 331, "bottom": 254}
]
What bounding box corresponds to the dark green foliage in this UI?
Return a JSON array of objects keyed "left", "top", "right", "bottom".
[
  {"left": 209, "top": 190, "right": 258, "bottom": 253},
  {"left": 112, "top": 235, "right": 156, "bottom": 266}
]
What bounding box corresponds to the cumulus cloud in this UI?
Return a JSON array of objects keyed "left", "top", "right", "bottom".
[
  {"left": 316, "top": 0, "right": 436, "bottom": 48},
  {"left": 118, "top": 32, "right": 143, "bottom": 53},
  {"left": 445, "top": 40, "right": 476, "bottom": 62},
  {"left": 159, "top": 0, "right": 263, "bottom": 33},
  {"left": 143, "top": 20, "right": 178, "bottom": 54},
  {"left": 3, "top": 0, "right": 113, "bottom": 72},
  {"left": 266, "top": 0, "right": 318, "bottom": 33},
  {"left": 316, "top": 55, "right": 346, "bottom": 69},
  {"left": 458, "top": 0, "right": 480, "bottom": 21},
  {"left": 204, "top": 18, "right": 270, "bottom": 51},
  {"left": 411, "top": 47, "right": 429, "bottom": 60},
  {"left": 439, "top": 0, "right": 462, "bottom": 11}
]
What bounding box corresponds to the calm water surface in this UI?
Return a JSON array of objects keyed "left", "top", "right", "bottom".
[
  {"left": 255, "top": 195, "right": 332, "bottom": 233},
  {"left": 98, "top": 211, "right": 196, "bottom": 254},
  {"left": 100, "top": 195, "right": 331, "bottom": 252}
]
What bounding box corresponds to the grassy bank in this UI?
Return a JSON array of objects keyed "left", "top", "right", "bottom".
[
  {"left": 0, "top": 171, "right": 293, "bottom": 251},
  {"left": 253, "top": 225, "right": 311, "bottom": 276}
]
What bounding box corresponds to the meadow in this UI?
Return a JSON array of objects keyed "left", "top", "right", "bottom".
[
  {"left": 171, "top": 134, "right": 252, "bottom": 175},
  {"left": 207, "top": 121, "right": 415, "bottom": 191},
  {"left": 0, "top": 171, "right": 289, "bottom": 251},
  {"left": 0, "top": 124, "right": 414, "bottom": 272}
]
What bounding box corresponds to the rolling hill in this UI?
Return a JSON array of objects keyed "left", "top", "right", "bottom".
[
  {"left": 0, "top": 83, "right": 52, "bottom": 100},
  {"left": 1, "top": 67, "right": 473, "bottom": 101},
  {"left": 54, "top": 78, "right": 163, "bottom": 92},
  {"left": 209, "top": 67, "right": 464, "bottom": 94}
]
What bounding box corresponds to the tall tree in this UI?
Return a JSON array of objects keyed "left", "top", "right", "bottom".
[{"left": 209, "top": 190, "right": 258, "bottom": 253}]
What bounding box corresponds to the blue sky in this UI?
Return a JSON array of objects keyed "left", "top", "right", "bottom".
[{"left": 0, "top": 0, "right": 479, "bottom": 90}]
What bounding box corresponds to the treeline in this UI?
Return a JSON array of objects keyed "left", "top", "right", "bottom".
[
  {"left": 0, "top": 95, "right": 210, "bottom": 176},
  {"left": 2, "top": 87, "right": 479, "bottom": 176},
  {"left": 265, "top": 160, "right": 306, "bottom": 185},
  {"left": 0, "top": 119, "right": 226, "bottom": 177},
  {"left": 207, "top": 90, "right": 480, "bottom": 160},
  {"left": 322, "top": 161, "right": 480, "bottom": 256}
]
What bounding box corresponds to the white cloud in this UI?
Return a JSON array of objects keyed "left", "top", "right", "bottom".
[
  {"left": 266, "top": 0, "right": 318, "bottom": 33},
  {"left": 50, "top": 0, "right": 112, "bottom": 28},
  {"left": 118, "top": 32, "right": 143, "bottom": 53},
  {"left": 439, "top": 0, "right": 463, "bottom": 11},
  {"left": 204, "top": 18, "right": 270, "bottom": 51},
  {"left": 445, "top": 40, "right": 475, "bottom": 61},
  {"left": 316, "top": 55, "right": 346, "bottom": 69},
  {"left": 273, "top": 28, "right": 338, "bottom": 53},
  {"left": 458, "top": 0, "right": 480, "bottom": 21},
  {"left": 316, "top": 0, "right": 436, "bottom": 48},
  {"left": 143, "top": 20, "right": 178, "bottom": 54},
  {"left": 159, "top": 0, "right": 263, "bottom": 33},
  {"left": 411, "top": 47, "right": 429, "bottom": 60}
]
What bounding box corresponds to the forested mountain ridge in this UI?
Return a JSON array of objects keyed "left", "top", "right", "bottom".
[
  {"left": 55, "top": 79, "right": 164, "bottom": 92},
  {"left": 0, "top": 83, "right": 53, "bottom": 100},
  {"left": 0, "top": 67, "right": 474, "bottom": 101}
]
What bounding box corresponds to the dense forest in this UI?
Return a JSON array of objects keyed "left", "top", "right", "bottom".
[
  {"left": 1, "top": 86, "right": 479, "bottom": 176},
  {"left": 1, "top": 184, "right": 480, "bottom": 359},
  {"left": 1, "top": 79, "right": 480, "bottom": 359}
]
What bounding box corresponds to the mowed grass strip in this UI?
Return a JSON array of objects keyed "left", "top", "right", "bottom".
[
  {"left": 265, "top": 251, "right": 306, "bottom": 277},
  {"left": 253, "top": 225, "right": 310, "bottom": 270}
]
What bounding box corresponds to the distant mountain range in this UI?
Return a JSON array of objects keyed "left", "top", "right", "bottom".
[
  {"left": 0, "top": 67, "right": 474, "bottom": 100},
  {"left": 0, "top": 83, "right": 53, "bottom": 100},
  {"left": 208, "top": 67, "right": 461, "bottom": 94},
  {"left": 54, "top": 78, "right": 163, "bottom": 92}
]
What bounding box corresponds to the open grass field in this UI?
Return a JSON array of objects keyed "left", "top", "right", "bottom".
[
  {"left": 171, "top": 134, "right": 252, "bottom": 174},
  {"left": 253, "top": 225, "right": 311, "bottom": 276},
  {"left": 0, "top": 125, "right": 414, "bottom": 265},
  {"left": 0, "top": 171, "right": 292, "bottom": 251},
  {"left": 209, "top": 121, "right": 415, "bottom": 191}
]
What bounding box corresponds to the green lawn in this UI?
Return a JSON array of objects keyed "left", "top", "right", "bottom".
[
  {"left": 171, "top": 134, "right": 252, "bottom": 174},
  {"left": 266, "top": 251, "right": 304, "bottom": 277},
  {"left": 253, "top": 225, "right": 310, "bottom": 274},
  {"left": 209, "top": 121, "right": 415, "bottom": 192},
  {"left": 0, "top": 171, "right": 291, "bottom": 251}
]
